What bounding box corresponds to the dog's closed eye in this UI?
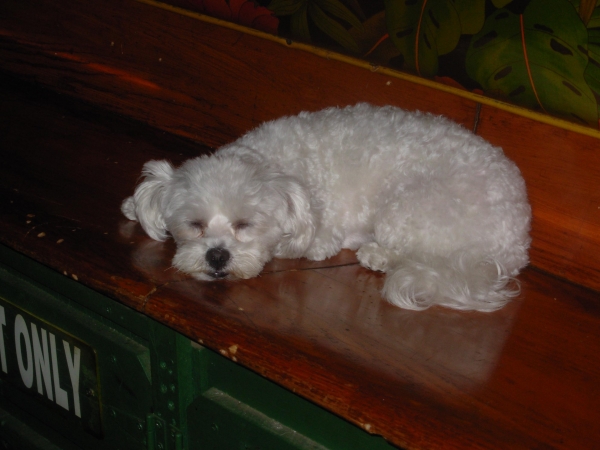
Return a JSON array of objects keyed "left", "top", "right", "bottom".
[
  {"left": 189, "top": 220, "right": 205, "bottom": 236},
  {"left": 234, "top": 221, "right": 251, "bottom": 232}
]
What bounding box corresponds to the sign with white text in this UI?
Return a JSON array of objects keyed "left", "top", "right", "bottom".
[{"left": 0, "top": 298, "right": 102, "bottom": 436}]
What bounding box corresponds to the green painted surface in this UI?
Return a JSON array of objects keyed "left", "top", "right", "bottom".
[{"left": 0, "top": 245, "right": 397, "bottom": 449}]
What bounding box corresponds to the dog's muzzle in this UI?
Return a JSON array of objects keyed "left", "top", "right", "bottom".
[{"left": 205, "top": 247, "right": 230, "bottom": 278}]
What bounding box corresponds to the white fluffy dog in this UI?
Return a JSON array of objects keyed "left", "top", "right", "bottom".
[{"left": 122, "top": 104, "right": 531, "bottom": 311}]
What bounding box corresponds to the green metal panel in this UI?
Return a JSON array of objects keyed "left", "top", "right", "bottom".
[
  {"left": 0, "top": 245, "right": 398, "bottom": 450},
  {"left": 0, "top": 259, "right": 153, "bottom": 449},
  {"left": 188, "top": 344, "right": 396, "bottom": 450},
  {"left": 0, "top": 404, "right": 89, "bottom": 450},
  {"left": 192, "top": 387, "right": 330, "bottom": 450},
  {"left": 147, "top": 322, "right": 196, "bottom": 450}
]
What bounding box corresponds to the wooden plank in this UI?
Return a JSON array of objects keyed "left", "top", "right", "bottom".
[
  {"left": 142, "top": 263, "right": 600, "bottom": 449},
  {"left": 3, "top": 67, "right": 600, "bottom": 450},
  {"left": 3, "top": 0, "right": 600, "bottom": 291},
  {"left": 0, "top": 77, "right": 197, "bottom": 310},
  {"left": 0, "top": 0, "right": 478, "bottom": 148},
  {"left": 476, "top": 105, "right": 600, "bottom": 292},
  {"left": 0, "top": 74, "right": 355, "bottom": 308}
]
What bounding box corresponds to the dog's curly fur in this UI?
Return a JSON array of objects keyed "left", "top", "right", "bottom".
[{"left": 122, "top": 104, "right": 531, "bottom": 311}]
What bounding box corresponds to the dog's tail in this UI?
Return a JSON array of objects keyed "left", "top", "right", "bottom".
[{"left": 382, "top": 252, "right": 522, "bottom": 312}]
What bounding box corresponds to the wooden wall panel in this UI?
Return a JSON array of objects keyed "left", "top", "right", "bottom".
[
  {"left": 476, "top": 105, "right": 600, "bottom": 292},
  {"left": 0, "top": 0, "right": 598, "bottom": 290},
  {"left": 3, "top": 75, "right": 600, "bottom": 450},
  {"left": 0, "top": 0, "right": 477, "bottom": 149}
]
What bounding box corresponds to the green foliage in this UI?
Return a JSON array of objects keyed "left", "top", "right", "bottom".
[
  {"left": 265, "top": 0, "right": 600, "bottom": 128},
  {"left": 572, "top": 0, "right": 600, "bottom": 119},
  {"left": 269, "top": 0, "right": 363, "bottom": 52},
  {"left": 466, "top": 0, "right": 597, "bottom": 126},
  {"left": 383, "top": 0, "right": 485, "bottom": 77},
  {"left": 491, "top": 0, "right": 514, "bottom": 8}
]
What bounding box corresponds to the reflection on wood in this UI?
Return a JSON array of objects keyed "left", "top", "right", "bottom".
[{"left": 1, "top": 1, "right": 600, "bottom": 446}]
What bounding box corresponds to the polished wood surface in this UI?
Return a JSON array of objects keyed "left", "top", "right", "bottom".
[
  {"left": 1, "top": 0, "right": 599, "bottom": 294},
  {"left": 477, "top": 105, "right": 600, "bottom": 292},
  {"left": 2, "top": 75, "right": 600, "bottom": 449}
]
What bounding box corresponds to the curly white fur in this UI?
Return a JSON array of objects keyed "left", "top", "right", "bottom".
[{"left": 122, "top": 104, "right": 531, "bottom": 311}]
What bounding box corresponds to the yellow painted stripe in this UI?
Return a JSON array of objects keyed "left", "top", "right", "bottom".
[{"left": 135, "top": 0, "right": 600, "bottom": 140}]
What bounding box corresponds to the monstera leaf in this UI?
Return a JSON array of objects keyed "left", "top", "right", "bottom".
[
  {"left": 384, "top": 0, "right": 485, "bottom": 77},
  {"left": 269, "top": 0, "right": 362, "bottom": 52},
  {"left": 569, "top": 0, "right": 598, "bottom": 26},
  {"left": 571, "top": 0, "right": 600, "bottom": 121},
  {"left": 466, "top": 0, "right": 597, "bottom": 126},
  {"left": 491, "top": 0, "right": 514, "bottom": 7}
]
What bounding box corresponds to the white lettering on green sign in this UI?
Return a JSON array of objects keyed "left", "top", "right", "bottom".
[{"left": 0, "top": 306, "right": 82, "bottom": 417}]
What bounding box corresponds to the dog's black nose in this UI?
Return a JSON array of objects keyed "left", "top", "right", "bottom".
[{"left": 205, "top": 247, "right": 230, "bottom": 272}]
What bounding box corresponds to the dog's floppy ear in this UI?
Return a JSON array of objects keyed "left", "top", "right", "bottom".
[
  {"left": 121, "top": 160, "right": 174, "bottom": 241},
  {"left": 269, "top": 174, "right": 316, "bottom": 258}
]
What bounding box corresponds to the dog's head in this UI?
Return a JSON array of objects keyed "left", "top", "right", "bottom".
[{"left": 121, "top": 149, "right": 315, "bottom": 280}]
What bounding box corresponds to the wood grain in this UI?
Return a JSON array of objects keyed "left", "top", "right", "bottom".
[
  {"left": 0, "top": 0, "right": 478, "bottom": 149},
  {"left": 476, "top": 105, "right": 600, "bottom": 292},
  {"left": 2, "top": 0, "right": 600, "bottom": 447},
  {"left": 143, "top": 265, "right": 600, "bottom": 449},
  {"left": 2, "top": 0, "right": 599, "bottom": 291},
  {"left": 0, "top": 77, "right": 199, "bottom": 309},
  {"left": 2, "top": 73, "right": 600, "bottom": 450}
]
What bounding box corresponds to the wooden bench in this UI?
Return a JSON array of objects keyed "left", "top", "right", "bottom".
[{"left": 1, "top": 0, "right": 600, "bottom": 448}]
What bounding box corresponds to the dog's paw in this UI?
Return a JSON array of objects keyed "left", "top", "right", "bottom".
[
  {"left": 304, "top": 246, "right": 333, "bottom": 261},
  {"left": 304, "top": 233, "right": 341, "bottom": 261},
  {"left": 357, "top": 242, "right": 398, "bottom": 272}
]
